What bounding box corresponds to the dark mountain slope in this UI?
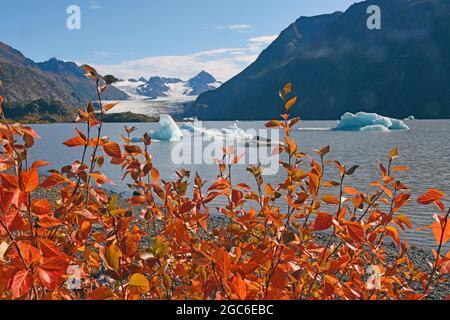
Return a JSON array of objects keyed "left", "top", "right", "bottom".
[
  {"left": 0, "top": 42, "right": 128, "bottom": 112},
  {"left": 187, "top": 0, "right": 450, "bottom": 120}
]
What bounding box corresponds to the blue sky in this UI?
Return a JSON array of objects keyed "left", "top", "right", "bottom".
[{"left": 0, "top": 0, "right": 357, "bottom": 80}]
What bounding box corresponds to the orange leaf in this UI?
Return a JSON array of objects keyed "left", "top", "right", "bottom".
[
  {"left": 344, "top": 187, "right": 362, "bottom": 195},
  {"left": 385, "top": 226, "right": 400, "bottom": 245},
  {"left": 103, "top": 103, "right": 118, "bottom": 112},
  {"left": 20, "top": 169, "right": 39, "bottom": 192},
  {"left": 39, "top": 173, "right": 66, "bottom": 189},
  {"left": 230, "top": 274, "right": 247, "bottom": 300},
  {"left": 322, "top": 194, "right": 340, "bottom": 205},
  {"left": 417, "top": 189, "right": 445, "bottom": 205},
  {"left": 31, "top": 160, "right": 49, "bottom": 169},
  {"left": 309, "top": 173, "right": 320, "bottom": 196},
  {"left": 381, "top": 185, "right": 393, "bottom": 198},
  {"left": 0, "top": 95, "right": 3, "bottom": 114},
  {"left": 151, "top": 168, "right": 160, "bottom": 184},
  {"left": 38, "top": 215, "right": 63, "bottom": 228},
  {"left": 392, "top": 165, "right": 410, "bottom": 172},
  {"left": 420, "top": 218, "right": 450, "bottom": 246},
  {"left": 31, "top": 199, "right": 52, "bottom": 216},
  {"left": 214, "top": 248, "right": 231, "bottom": 280},
  {"left": 103, "top": 141, "right": 122, "bottom": 158},
  {"left": 284, "top": 96, "right": 297, "bottom": 111},
  {"left": 63, "top": 136, "right": 86, "bottom": 147}
]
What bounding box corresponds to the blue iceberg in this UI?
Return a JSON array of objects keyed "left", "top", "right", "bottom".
[
  {"left": 335, "top": 112, "right": 409, "bottom": 132},
  {"left": 151, "top": 114, "right": 184, "bottom": 141}
]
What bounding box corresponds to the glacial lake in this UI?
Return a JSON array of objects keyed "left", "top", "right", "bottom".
[{"left": 29, "top": 120, "right": 450, "bottom": 250}]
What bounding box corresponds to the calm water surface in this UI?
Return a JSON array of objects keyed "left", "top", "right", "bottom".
[{"left": 29, "top": 120, "right": 450, "bottom": 249}]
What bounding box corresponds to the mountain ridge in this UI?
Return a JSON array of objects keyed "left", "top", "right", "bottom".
[
  {"left": 115, "top": 71, "right": 221, "bottom": 99},
  {"left": 187, "top": 0, "right": 450, "bottom": 120},
  {"left": 0, "top": 42, "right": 128, "bottom": 112}
]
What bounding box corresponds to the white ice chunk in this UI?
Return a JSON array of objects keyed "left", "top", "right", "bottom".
[
  {"left": 359, "top": 124, "right": 390, "bottom": 132},
  {"left": 335, "top": 112, "right": 409, "bottom": 131},
  {"left": 151, "top": 115, "right": 184, "bottom": 142}
]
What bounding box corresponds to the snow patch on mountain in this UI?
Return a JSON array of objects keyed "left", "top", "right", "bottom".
[{"left": 113, "top": 71, "right": 221, "bottom": 100}]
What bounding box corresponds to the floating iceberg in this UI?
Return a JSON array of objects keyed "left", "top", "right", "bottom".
[
  {"left": 181, "top": 121, "right": 282, "bottom": 146},
  {"left": 151, "top": 114, "right": 184, "bottom": 141},
  {"left": 335, "top": 112, "right": 409, "bottom": 132},
  {"left": 404, "top": 115, "right": 416, "bottom": 121}
]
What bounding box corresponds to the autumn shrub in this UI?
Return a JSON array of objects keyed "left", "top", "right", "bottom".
[{"left": 0, "top": 67, "right": 448, "bottom": 300}]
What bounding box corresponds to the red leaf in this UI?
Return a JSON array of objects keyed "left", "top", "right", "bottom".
[
  {"left": 37, "top": 256, "right": 69, "bottom": 290},
  {"left": 87, "top": 287, "right": 114, "bottom": 300},
  {"left": 0, "top": 173, "right": 19, "bottom": 190},
  {"left": 314, "top": 212, "right": 333, "bottom": 231},
  {"left": 0, "top": 188, "right": 14, "bottom": 213},
  {"left": 214, "top": 248, "right": 231, "bottom": 280},
  {"left": 39, "top": 239, "right": 67, "bottom": 259},
  {"left": 38, "top": 215, "right": 63, "bottom": 228},
  {"left": 103, "top": 142, "right": 122, "bottom": 158},
  {"left": 11, "top": 270, "right": 33, "bottom": 299},
  {"left": 346, "top": 222, "right": 365, "bottom": 243}
]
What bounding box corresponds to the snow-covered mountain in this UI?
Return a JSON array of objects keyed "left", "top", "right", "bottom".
[{"left": 113, "top": 71, "right": 221, "bottom": 100}]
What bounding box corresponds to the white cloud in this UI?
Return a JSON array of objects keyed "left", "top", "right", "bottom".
[
  {"left": 215, "top": 24, "right": 253, "bottom": 32},
  {"left": 94, "top": 35, "right": 278, "bottom": 82},
  {"left": 90, "top": 1, "right": 102, "bottom": 9},
  {"left": 249, "top": 35, "right": 278, "bottom": 45}
]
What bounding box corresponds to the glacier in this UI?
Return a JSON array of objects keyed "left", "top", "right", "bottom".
[{"left": 335, "top": 112, "right": 409, "bottom": 132}]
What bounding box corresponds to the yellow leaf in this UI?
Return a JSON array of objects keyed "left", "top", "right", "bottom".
[
  {"left": 390, "top": 148, "right": 399, "bottom": 160},
  {"left": 128, "top": 273, "right": 150, "bottom": 295},
  {"left": 104, "top": 242, "right": 122, "bottom": 272},
  {"left": 283, "top": 83, "right": 292, "bottom": 95}
]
